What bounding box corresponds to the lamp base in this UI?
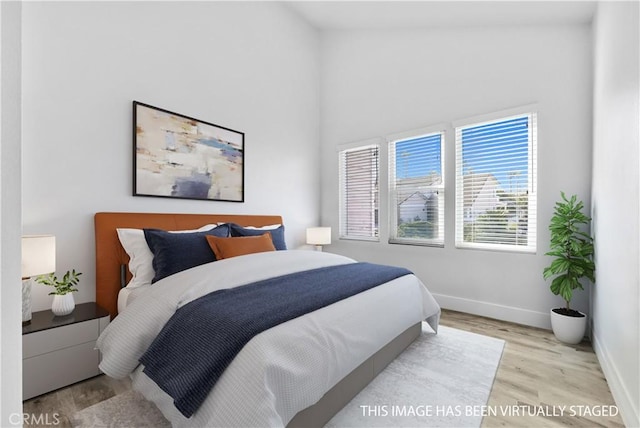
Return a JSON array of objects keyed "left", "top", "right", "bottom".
[
  {"left": 314, "top": 245, "right": 324, "bottom": 252},
  {"left": 22, "top": 278, "right": 33, "bottom": 325}
]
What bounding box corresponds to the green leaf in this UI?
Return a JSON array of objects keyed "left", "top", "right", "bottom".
[
  {"left": 550, "top": 275, "right": 565, "bottom": 295},
  {"left": 34, "top": 269, "right": 82, "bottom": 294},
  {"left": 560, "top": 280, "right": 573, "bottom": 303}
]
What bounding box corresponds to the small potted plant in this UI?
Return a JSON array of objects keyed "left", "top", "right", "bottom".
[
  {"left": 36, "top": 269, "right": 82, "bottom": 316},
  {"left": 543, "top": 192, "right": 595, "bottom": 344}
]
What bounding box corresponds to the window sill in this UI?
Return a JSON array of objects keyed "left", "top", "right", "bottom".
[
  {"left": 389, "top": 239, "right": 444, "bottom": 248},
  {"left": 339, "top": 236, "right": 380, "bottom": 243},
  {"left": 455, "top": 242, "right": 536, "bottom": 254}
]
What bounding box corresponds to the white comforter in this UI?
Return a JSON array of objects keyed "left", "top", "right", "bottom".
[{"left": 97, "top": 250, "right": 440, "bottom": 427}]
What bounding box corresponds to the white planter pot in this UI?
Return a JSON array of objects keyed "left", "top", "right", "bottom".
[
  {"left": 52, "top": 293, "right": 75, "bottom": 316},
  {"left": 550, "top": 309, "right": 586, "bottom": 344}
]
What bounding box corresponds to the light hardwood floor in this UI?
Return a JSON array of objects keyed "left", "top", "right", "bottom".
[
  {"left": 23, "top": 309, "right": 625, "bottom": 427},
  {"left": 439, "top": 310, "right": 624, "bottom": 428}
]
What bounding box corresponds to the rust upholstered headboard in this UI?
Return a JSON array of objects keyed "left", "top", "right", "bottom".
[{"left": 94, "top": 212, "right": 283, "bottom": 319}]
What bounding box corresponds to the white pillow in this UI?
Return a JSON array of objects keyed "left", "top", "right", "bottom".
[
  {"left": 243, "top": 224, "right": 282, "bottom": 230},
  {"left": 116, "top": 224, "right": 217, "bottom": 289}
]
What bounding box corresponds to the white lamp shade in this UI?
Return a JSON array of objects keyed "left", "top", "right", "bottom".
[
  {"left": 22, "top": 235, "right": 56, "bottom": 278},
  {"left": 306, "top": 227, "right": 332, "bottom": 246}
]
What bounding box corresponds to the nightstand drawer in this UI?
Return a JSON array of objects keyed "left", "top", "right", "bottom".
[
  {"left": 23, "top": 341, "right": 101, "bottom": 400},
  {"left": 23, "top": 318, "right": 99, "bottom": 359}
]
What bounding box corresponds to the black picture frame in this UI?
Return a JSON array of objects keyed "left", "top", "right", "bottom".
[{"left": 133, "top": 101, "right": 244, "bottom": 202}]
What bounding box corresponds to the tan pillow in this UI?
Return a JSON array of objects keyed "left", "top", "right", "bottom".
[{"left": 206, "top": 233, "right": 276, "bottom": 260}]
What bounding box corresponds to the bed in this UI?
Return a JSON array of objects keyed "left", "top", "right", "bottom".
[{"left": 94, "top": 212, "right": 441, "bottom": 427}]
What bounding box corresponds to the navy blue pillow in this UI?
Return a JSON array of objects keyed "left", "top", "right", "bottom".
[
  {"left": 229, "top": 223, "right": 287, "bottom": 251},
  {"left": 144, "top": 224, "right": 230, "bottom": 283}
]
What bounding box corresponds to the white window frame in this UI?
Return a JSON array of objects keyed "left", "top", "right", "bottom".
[
  {"left": 387, "top": 125, "right": 446, "bottom": 247},
  {"left": 454, "top": 105, "right": 538, "bottom": 253},
  {"left": 338, "top": 139, "right": 381, "bottom": 242}
]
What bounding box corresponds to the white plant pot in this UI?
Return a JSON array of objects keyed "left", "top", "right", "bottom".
[
  {"left": 52, "top": 293, "right": 75, "bottom": 316},
  {"left": 550, "top": 309, "right": 586, "bottom": 344}
]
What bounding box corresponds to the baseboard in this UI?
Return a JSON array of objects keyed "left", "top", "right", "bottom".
[
  {"left": 592, "top": 331, "right": 640, "bottom": 428},
  {"left": 433, "top": 293, "right": 552, "bottom": 330}
]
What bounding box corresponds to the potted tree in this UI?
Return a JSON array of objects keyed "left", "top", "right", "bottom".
[
  {"left": 543, "top": 192, "right": 595, "bottom": 344},
  {"left": 36, "top": 269, "right": 82, "bottom": 316}
]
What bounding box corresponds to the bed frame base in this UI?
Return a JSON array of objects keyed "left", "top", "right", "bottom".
[{"left": 288, "top": 322, "right": 422, "bottom": 427}]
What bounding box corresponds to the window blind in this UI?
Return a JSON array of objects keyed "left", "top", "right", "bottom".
[
  {"left": 389, "top": 132, "right": 444, "bottom": 246},
  {"left": 339, "top": 145, "right": 379, "bottom": 240},
  {"left": 455, "top": 113, "right": 537, "bottom": 252}
]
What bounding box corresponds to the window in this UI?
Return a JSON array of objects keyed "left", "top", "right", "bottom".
[
  {"left": 455, "top": 111, "right": 537, "bottom": 252},
  {"left": 339, "top": 144, "right": 379, "bottom": 240},
  {"left": 389, "top": 131, "right": 444, "bottom": 246}
]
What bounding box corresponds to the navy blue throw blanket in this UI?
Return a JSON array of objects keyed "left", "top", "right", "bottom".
[{"left": 139, "top": 262, "right": 412, "bottom": 417}]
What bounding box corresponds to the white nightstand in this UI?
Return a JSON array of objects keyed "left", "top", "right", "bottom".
[{"left": 22, "top": 302, "right": 110, "bottom": 400}]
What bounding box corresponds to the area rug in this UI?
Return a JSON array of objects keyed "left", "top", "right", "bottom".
[
  {"left": 326, "top": 325, "right": 505, "bottom": 427},
  {"left": 72, "top": 324, "right": 504, "bottom": 428}
]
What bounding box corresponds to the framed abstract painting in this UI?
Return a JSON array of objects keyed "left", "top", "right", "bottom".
[{"left": 133, "top": 101, "right": 244, "bottom": 202}]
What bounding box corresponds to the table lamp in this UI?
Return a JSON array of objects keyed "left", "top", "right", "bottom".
[
  {"left": 22, "top": 235, "right": 56, "bottom": 325},
  {"left": 306, "top": 227, "right": 331, "bottom": 252}
]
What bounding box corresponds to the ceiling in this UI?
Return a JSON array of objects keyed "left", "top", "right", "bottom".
[{"left": 284, "top": 1, "right": 597, "bottom": 31}]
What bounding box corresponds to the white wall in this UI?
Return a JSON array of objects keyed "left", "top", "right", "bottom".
[
  {"left": 0, "top": 1, "right": 24, "bottom": 423},
  {"left": 591, "top": 2, "right": 639, "bottom": 426},
  {"left": 21, "top": 2, "right": 320, "bottom": 310},
  {"left": 320, "top": 25, "right": 593, "bottom": 328}
]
